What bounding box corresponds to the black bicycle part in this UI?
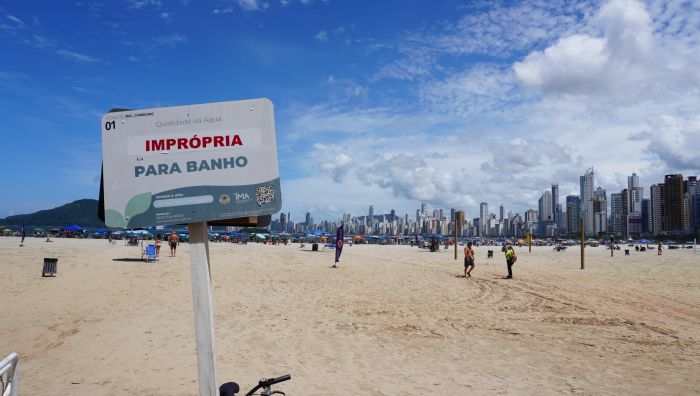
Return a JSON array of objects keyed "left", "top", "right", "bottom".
[{"left": 245, "top": 374, "right": 291, "bottom": 396}]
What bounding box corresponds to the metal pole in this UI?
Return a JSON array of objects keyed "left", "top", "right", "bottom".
[
  {"left": 528, "top": 232, "right": 531, "bottom": 253},
  {"left": 188, "top": 221, "right": 219, "bottom": 396},
  {"left": 580, "top": 217, "right": 585, "bottom": 270}
]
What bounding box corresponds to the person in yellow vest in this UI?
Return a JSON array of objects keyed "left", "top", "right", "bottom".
[{"left": 504, "top": 245, "right": 517, "bottom": 279}]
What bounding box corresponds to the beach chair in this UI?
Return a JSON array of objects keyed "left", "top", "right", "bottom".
[
  {"left": 144, "top": 244, "right": 157, "bottom": 262},
  {"left": 1, "top": 352, "right": 19, "bottom": 396},
  {"left": 42, "top": 258, "right": 58, "bottom": 277},
  {"left": 624, "top": 249, "right": 630, "bottom": 256},
  {"left": 487, "top": 250, "right": 494, "bottom": 259}
]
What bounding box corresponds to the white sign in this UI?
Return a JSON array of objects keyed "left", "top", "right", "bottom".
[{"left": 101, "top": 98, "right": 282, "bottom": 228}]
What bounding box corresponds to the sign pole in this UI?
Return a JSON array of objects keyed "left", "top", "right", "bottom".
[
  {"left": 580, "top": 217, "right": 585, "bottom": 270},
  {"left": 188, "top": 221, "right": 219, "bottom": 396}
]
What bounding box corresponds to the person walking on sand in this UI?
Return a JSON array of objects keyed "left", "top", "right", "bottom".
[
  {"left": 155, "top": 234, "right": 162, "bottom": 258},
  {"left": 657, "top": 242, "right": 663, "bottom": 256},
  {"left": 464, "top": 241, "right": 475, "bottom": 277},
  {"left": 168, "top": 232, "right": 179, "bottom": 257},
  {"left": 504, "top": 245, "right": 517, "bottom": 279}
]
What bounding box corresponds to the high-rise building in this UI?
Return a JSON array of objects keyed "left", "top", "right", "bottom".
[
  {"left": 592, "top": 187, "right": 607, "bottom": 235},
  {"left": 305, "top": 212, "right": 312, "bottom": 230},
  {"left": 279, "top": 212, "right": 287, "bottom": 232},
  {"left": 627, "top": 173, "right": 641, "bottom": 237},
  {"left": 686, "top": 176, "right": 698, "bottom": 233},
  {"left": 538, "top": 190, "right": 553, "bottom": 221},
  {"left": 499, "top": 204, "right": 505, "bottom": 222},
  {"left": 641, "top": 198, "right": 652, "bottom": 234},
  {"left": 610, "top": 192, "right": 622, "bottom": 235},
  {"left": 651, "top": 183, "right": 666, "bottom": 235},
  {"left": 566, "top": 195, "right": 580, "bottom": 235},
  {"left": 665, "top": 174, "right": 685, "bottom": 232},
  {"left": 551, "top": 184, "right": 560, "bottom": 224},
  {"left": 693, "top": 194, "right": 700, "bottom": 236},
  {"left": 628, "top": 172, "right": 639, "bottom": 189},
  {"left": 580, "top": 168, "right": 595, "bottom": 234},
  {"left": 479, "top": 202, "right": 488, "bottom": 236}
]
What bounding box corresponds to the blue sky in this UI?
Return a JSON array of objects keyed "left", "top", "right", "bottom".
[{"left": 1, "top": 0, "right": 699, "bottom": 223}]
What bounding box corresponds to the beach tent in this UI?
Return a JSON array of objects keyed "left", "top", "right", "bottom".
[
  {"left": 638, "top": 238, "right": 652, "bottom": 244},
  {"left": 62, "top": 224, "right": 85, "bottom": 232},
  {"left": 127, "top": 229, "right": 152, "bottom": 236}
]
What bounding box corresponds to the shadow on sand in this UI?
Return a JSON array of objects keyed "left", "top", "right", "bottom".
[{"left": 112, "top": 258, "right": 148, "bottom": 263}]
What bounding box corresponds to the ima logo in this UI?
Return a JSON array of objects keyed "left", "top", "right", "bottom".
[{"left": 234, "top": 192, "right": 250, "bottom": 201}]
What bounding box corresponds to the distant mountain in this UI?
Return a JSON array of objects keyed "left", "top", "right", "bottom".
[{"left": 0, "top": 199, "right": 105, "bottom": 229}]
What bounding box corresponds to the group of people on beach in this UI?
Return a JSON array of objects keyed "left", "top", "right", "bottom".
[
  {"left": 463, "top": 242, "right": 517, "bottom": 279},
  {"left": 153, "top": 232, "right": 180, "bottom": 258}
]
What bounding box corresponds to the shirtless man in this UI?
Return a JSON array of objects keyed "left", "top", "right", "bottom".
[
  {"left": 464, "top": 241, "right": 475, "bottom": 277},
  {"left": 168, "top": 232, "right": 180, "bottom": 257}
]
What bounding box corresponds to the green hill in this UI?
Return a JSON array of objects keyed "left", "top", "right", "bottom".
[{"left": 0, "top": 199, "right": 105, "bottom": 229}]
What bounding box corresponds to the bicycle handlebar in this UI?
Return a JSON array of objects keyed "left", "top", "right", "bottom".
[{"left": 244, "top": 374, "right": 291, "bottom": 396}]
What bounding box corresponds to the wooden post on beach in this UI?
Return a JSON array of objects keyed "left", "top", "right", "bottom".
[
  {"left": 527, "top": 232, "right": 531, "bottom": 253},
  {"left": 188, "top": 221, "right": 219, "bottom": 396},
  {"left": 454, "top": 211, "right": 460, "bottom": 260},
  {"left": 580, "top": 217, "right": 585, "bottom": 270}
]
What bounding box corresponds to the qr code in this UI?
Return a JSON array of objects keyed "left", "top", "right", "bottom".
[{"left": 256, "top": 185, "right": 275, "bottom": 206}]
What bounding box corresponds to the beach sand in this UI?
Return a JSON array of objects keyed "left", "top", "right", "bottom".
[{"left": 1, "top": 237, "right": 699, "bottom": 395}]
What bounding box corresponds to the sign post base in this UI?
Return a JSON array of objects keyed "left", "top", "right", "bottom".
[{"left": 189, "top": 221, "right": 219, "bottom": 396}]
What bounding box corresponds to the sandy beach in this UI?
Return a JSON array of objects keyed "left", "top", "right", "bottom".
[{"left": 1, "top": 237, "right": 699, "bottom": 395}]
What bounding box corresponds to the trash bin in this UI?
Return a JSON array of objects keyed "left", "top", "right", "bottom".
[
  {"left": 42, "top": 258, "right": 58, "bottom": 277},
  {"left": 312, "top": 243, "right": 318, "bottom": 252}
]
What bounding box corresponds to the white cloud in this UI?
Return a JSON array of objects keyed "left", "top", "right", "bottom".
[
  {"left": 422, "top": 1, "right": 596, "bottom": 57},
  {"left": 5, "top": 15, "right": 24, "bottom": 25},
  {"left": 126, "top": 0, "right": 162, "bottom": 10},
  {"left": 213, "top": 8, "right": 234, "bottom": 14},
  {"left": 154, "top": 33, "right": 187, "bottom": 47},
  {"left": 279, "top": 0, "right": 700, "bottom": 221},
  {"left": 374, "top": 46, "right": 434, "bottom": 81},
  {"left": 55, "top": 49, "right": 103, "bottom": 63},
  {"left": 642, "top": 115, "right": 700, "bottom": 172},
  {"left": 513, "top": 0, "right": 700, "bottom": 103},
  {"left": 314, "top": 30, "right": 327, "bottom": 42},
  {"left": 236, "top": 0, "right": 268, "bottom": 11},
  {"left": 420, "top": 65, "right": 530, "bottom": 116}
]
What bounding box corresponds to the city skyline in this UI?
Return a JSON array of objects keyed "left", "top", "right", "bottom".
[{"left": 276, "top": 167, "right": 699, "bottom": 239}]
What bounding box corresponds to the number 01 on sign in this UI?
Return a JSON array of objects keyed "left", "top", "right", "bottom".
[{"left": 101, "top": 98, "right": 282, "bottom": 228}]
